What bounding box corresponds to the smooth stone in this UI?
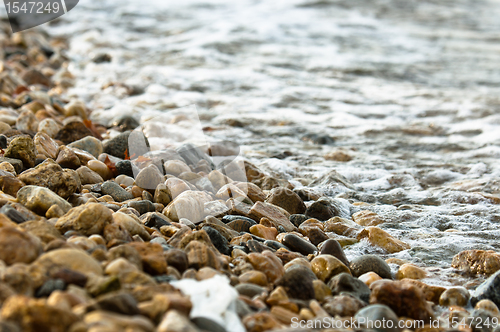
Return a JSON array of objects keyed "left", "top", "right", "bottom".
[
  {"left": 475, "top": 299, "right": 500, "bottom": 315},
  {"left": 110, "top": 115, "right": 139, "bottom": 131},
  {"left": 323, "top": 294, "right": 366, "bottom": 317},
  {"left": 0, "top": 227, "right": 42, "bottom": 265},
  {"left": 141, "top": 212, "right": 171, "bottom": 229},
  {"left": 191, "top": 317, "right": 226, "bottom": 332},
  {"left": 222, "top": 215, "right": 257, "bottom": 225},
  {"left": 239, "top": 270, "right": 268, "bottom": 286},
  {"left": 19, "top": 159, "right": 79, "bottom": 198},
  {"left": 263, "top": 240, "right": 288, "bottom": 251},
  {"left": 113, "top": 212, "right": 151, "bottom": 241},
  {"left": 76, "top": 166, "right": 104, "bottom": 185},
  {"left": 248, "top": 201, "right": 295, "bottom": 232},
  {"left": 154, "top": 183, "right": 172, "bottom": 206},
  {"left": 370, "top": 280, "right": 434, "bottom": 321},
  {"left": 116, "top": 160, "right": 134, "bottom": 177},
  {"left": 68, "top": 136, "right": 103, "bottom": 158},
  {"left": 266, "top": 187, "right": 306, "bottom": 215},
  {"left": 247, "top": 251, "right": 285, "bottom": 284},
  {"left": 471, "top": 269, "right": 500, "bottom": 307},
  {"left": 236, "top": 181, "right": 266, "bottom": 203},
  {"left": 185, "top": 240, "right": 220, "bottom": 270},
  {"left": 0, "top": 157, "right": 23, "bottom": 174},
  {"left": 128, "top": 200, "right": 156, "bottom": 215},
  {"left": 0, "top": 122, "right": 11, "bottom": 135},
  {"left": 158, "top": 309, "right": 199, "bottom": 332},
  {"left": 452, "top": 250, "right": 500, "bottom": 275},
  {"left": 306, "top": 227, "right": 329, "bottom": 246},
  {"left": 357, "top": 227, "right": 410, "bottom": 254},
  {"left": 56, "top": 145, "right": 81, "bottom": 169},
  {"left": 85, "top": 310, "right": 155, "bottom": 332},
  {"left": 0, "top": 175, "right": 24, "bottom": 197},
  {"left": 135, "top": 164, "right": 164, "bottom": 190},
  {"left": 352, "top": 210, "right": 385, "bottom": 226},
  {"left": 165, "top": 249, "right": 189, "bottom": 273},
  {"left": 202, "top": 226, "right": 231, "bottom": 256},
  {"left": 0, "top": 204, "right": 28, "bottom": 223},
  {"left": 34, "top": 132, "right": 58, "bottom": 159},
  {"left": 38, "top": 118, "right": 59, "bottom": 138},
  {"left": 103, "top": 131, "right": 131, "bottom": 159},
  {"left": 116, "top": 174, "right": 134, "bottom": 187},
  {"left": 305, "top": 197, "right": 344, "bottom": 221},
  {"left": 277, "top": 264, "right": 316, "bottom": 300},
  {"left": 246, "top": 240, "right": 270, "bottom": 253},
  {"left": 319, "top": 239, "right": 350, "bottom": 267},
  {"left": 88, "top": 160, "right": 113, "bottom": 180},
  {"left": 55, "top": 121, "right": 94, "bottom": 145},
  {"left": 235, "top": 283, "right": 266, "bottom": 297},
  {"left": 250, "top": 224, "right": 278, "bottom": 241},
  {"left": 327, "top": 272, "right": 371, "bottom": 302},
  {"left": 311, "top": 254, "right": 351, "bottom": 283},
  {"left": 355, "top": 304, "right": 401, "bottom": 332},
  {"left": 281, "top": 234, "right": 317, "bottom": 255},
  {"left": 350, "top": 255, "right": 393, "bottom": 279},
  {"left": 289, "top": 214, "right": 308, "bottom": 227},
  {"left": 101, "top": 181, "right": 134, "bottom": 202},
  {"left": 4, "top": 135, "right": 36, "bottom": 169},
  {"left": 163, "top": 190, "right": 212, "bottom": 223},
  {"left": 439, "top": 287, "right": 470, "bottom": 307},
  {"left": 20, "top": 219, "right": 64, "bottom": 244},
  {"left": 64, "top": 100, "right": 87, "bottom": 119},
  {"left": 0, "top": 135, "right": 6, "bottom": 149},
  {"left": 164, "top": 159, "right": 191, "bottom": 176},
  {"left": 395, "top": 263, "right": 427, "bottom": 280},
  {"left": 17, "top": 185, "right": 72, "bottom": 216},
  {"left": 35, "top": 248, "right": 103, "bottom": 275},
  {"left": 227, "top": 219, "right": 253, "bottom": 233},
  {"left": 15, "top": 109, "right": 38, "bottom": 132},
  {"left": 55, "top": 203, "right": 112, "bottom": 236},
  {"left": 359, "top": 272, "right": 383, "bottom": 286}
]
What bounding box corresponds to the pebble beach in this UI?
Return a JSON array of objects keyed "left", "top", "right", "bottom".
[{"left": 2, "top": 0, "right": 500, "bottom": 331}]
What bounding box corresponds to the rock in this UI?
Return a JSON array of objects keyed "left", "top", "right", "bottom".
[
  {"left": 34, "top": 132, "right": 58, "bottom": 159},
  {"left": 235, "top": 283, "right": 266, "bottom": 297},
  {"left": 352, "top": 210, "right": 385, "bottom": 226},
  {"left": 399, "top": 279, "right": 445, "bottom": 304},
  {"left": 38, "top": 119, "right": 59, "bottom": 138},
  {"left": 135, "top": 164, "right": 164, "bottom": 190},
  {"left": 311, "top": 254, "right": 351, "bottom": 283},
  {"left": 471, "top": 269, "right": 500, "bottom": 307},
  {"left": 128, "top": 200, "right": 156, "bottom": 215},
  {"left": 355, "top": 304, "right": 401, "bottom": 332},
  {"left": 395, "top": 263, "right": 427, "bottom": 280},
  {"left": 0, "top": 203, "right": 38, "bottom": 223},
  {"left": 55, "top": 145, "right": 81, "bottom": 169},
  {"left": 237, "top": 182, "right": 266, "bottom": 203},
  {"left": 328, "top": 272, "right": 371, "bottom": 302},
  {"left": 17, "top": 185, "right": 72, "bottom": 216},
  {"left": 202, "top": 226, "right": 231, "bottom": 256},
  {"left": 1, "top": 295, "right": 79, "bottom": 332},
  {"left": 113, "top": 212, "right": 151, "bottom": 241},
  {"left": 88, "top": 160, "right": 113, "bottom": 180},
  {"left": 319, "top": 239, "right": 350, "bottom": 267},
  {"left": 0, "top": 135, "right": 6, "bottom": 150},
  {"left": 305, "top": 197, "right": 345, "bottom": 221},
  {"left": 370, "top": 280, "right": 434, "bottom": 321},
  {"left": 154, "top": 183, "right": 172, "bottom": 206},
  {"left": 350, "top": 254, "right": 393, "bottom": 279},
  {"left": 239, "top": 270, "right": 268, "bottom": 286},
  {"left": 475, "top": 299, "right": 499, "bottom": 315},
  {"left": 227, "top": 219, "right": 254, "bottom": 233},
  {"left": 248, "top": 201, "right": 296, "bottom": 232},
  {"left": 110, "top": 115, "right": 139, "bottom": 131},
  {"left": 250, "top": 224, "right": 278, "bottom": 240},
  {"left": 289, "top": 214, "right": 308, "bottom": 227},
  {"left": 0, "top": 122, "right": 11, "bottom": 135},
  {"left": 103, "top": 131, "right": 131, "bottom": 159},
  {"left": 19, "top": 159, "right": 79, "bottom": 198},
  {"left": 164, "top": 190, "right": 212, "bottom": 223},
  {"left": 185, "top": 240, "right": 220, "bottom": 270},
  {"left": 0, "top": 227, "right": 42, "bottom": 265},
  {"left": 55, "top": 203, "right": 112, "bottom": 236},
  {"left": 35, "top": 279, "right": 65, "bottom": 297},
  {"left": 22, "top": 68, "right": 51, "bottom": 86},
  {"left": 324, "top": 294, "right": 366, "bottom": 317},
  {"left": 451, "top": 250, "right": 500, "bottom": 275},
  {"left": 357, "top": 227, "right": 410, "bottom": 254},
  {"left": 281, "top": 234, "right": 317, "bottom": 255},
  {"left": 20, "top": 220, "right": 63, "bottom": 244},
  {"left": 247, "top": 251, "right": 285, "bottom": 284},
  {"left": 84, "top": 310, "right": 155, "bottom": 332},
  {"left": 16, "top": 109, "right": 38, "bottom": 133},
  {"left": 116, "top": 160, "right": 134, "bottom": 177},
  {"left": 165, "top": 249, "right": 189, "bottom": 273},
  {"left": 101, "top": 180, "right": 134, "bottom": 202},
  {"left": 35, "top": 248, "right": 103, "bottom": 276},
  {"left": 55, "top": 121, "right": 94, "bottom": 145},
  {"left": 158, "top": 310, "right": 199, "bottom": 332},
  {"left": 359, "top": 272, "right": 383, "bottom": 287},
  {"left": 164, "top": 160, "right": 191, "bottom": 176},
  {"left": 76, "top": 166, "right": 104, "bottom": 185},
  {"left": 277, "top": 264, "right": 316, "bottom": 300},
  {"left": 0, "top": 175, "right": 24, "bottom": 197},
  {"left": 439, "top": 287, "right": 470, "bottom": 307},
  {"left": 4, "top": 135, "right": 36, "bottom": 169},
  {"left": 0, "top": 160, "right": 15, "bottom": 175},
  {"left": 0, "top": 158, "right": 23, "bottom": 175},
  {"left": 266, "top": 187, "right": 306, "bottom": 215}
]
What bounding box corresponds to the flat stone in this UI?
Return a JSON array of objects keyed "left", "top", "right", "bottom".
[
  {"left": 101, "top": 181, "right": 134, "bottom": 202},
  {"left": 235, "top": 283, "right": 266, "bottom": 297},
  {"left": 56, "top": 203, "right": 112, "bottom": 236},
  {"left": 34, "top": 132, "right": 58, "bottom": 159},
  {"left": 311, "top": 254, "right": 351, "bottom": 283},
  {"left": 281, "top": 234, "right": 317, "bottom": 255},
  {"left": 266, "top": 187, "right": 306, "bottom": 215},
  {"left": 17, "top": 185, "right": 72, "bottom": 216},
  {"left": 350, "top": 254, "right": 393, "bottom": 279},
  {"left": 4, "top": 135, "right": 36, "bottom": 169},
  {"left": 227, "top": 219, "right": 253, "bottom": 233},
  {"left": 249, "top": 201, "right": 296, "bottom": 232},
  {"left": 357, "top": 227, "right": 410, "bottom": 254},
  {"left": 68, "top": 136, "right": 103, "bottom": 158}
]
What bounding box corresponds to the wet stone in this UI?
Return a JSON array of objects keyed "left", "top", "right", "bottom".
[
  {"left": 306, "top": 227, "right": 329, "bottom": 246},
  {"left": 305, "top": 197, "right": 343, "bottom": 221},
  {"left": 247, "top": 251, "right": 285, "bottom": 284},
  {"left": 281, "top": 233, "right": 317, "bottom": 255},
  {"left": 323, "top": 294, "right": 366, "bottom": 317},
  {"left": 355, "top": 304, "right": 401, "bottom": 332},
  {"left": 227, "top": 219, "right": 253, "bottom": 233},
  {"left": 246, "top": 240, "right": 270, "bottom": 253},
  {"left": 311, "top": 254, "right": 351, "bottom": 283},
  {"left": 128, "top": 200, "right": 156, "bottom": 215},
  {"left": 265, "top": 187, "right": 306, "bottom": 215},
  {"left": 289, "top": 214, "right": 308, "bottom": 227},
  {"left": 350, "top": 254, "right": 393, "bottom": 279},
  {"left": 4, "top": 135, "right": 36, "bottom": 169},
  {"left": 452, "top": 250, "right": 500, "bottom": 275},
  {"left": 0, "top": 157, "right": 23, "bottom": 174},
  {"left": 17, "top": 185, "right": 72, "bottom": 216},
  {"left": 202, "top": 226, "right": 231, "bottom": 256},
  {"left": 439, "top": 287, "right": 470, "bottom": 307},
  {"left": 328, "top": 272, "right": 371, "bottom": 302},
  {"left": 319, "top": 239, "right": 350, "bottom": 267},
  {"left": 101, "top": 180, "right": 134, "bottom": 202},
  {"left": 277, "top": 264, "right": 316, "bottom": 300},
  {"left": 264, "top": 240, "right": 288, "bottom": 251},
  {"left": 55, "top": 203, "right": 113, "bottom": 236},
  {"left": 357, "top": 226, "right": 410, "bottom": 254},
  {"left": 471, "top": 269, "right": 500, "bottom": 307}
]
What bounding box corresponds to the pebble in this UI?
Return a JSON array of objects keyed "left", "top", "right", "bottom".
[
  {"left": 247, "top": 251, "right": 285, "bottom": 284},
  {"left": 289, "top": 214, "right": 308, "bottom": 227},
  {"left": 34, "top": 132, "right": 58, "bottom": 159},
  {"left": 110, "top": 115, "right": 139, "bottom": 131},
  {"left": 17, "top": 185, "right": 72, "bottom": 216},
  {"left": 250, "top": 224, "right": 278, "bottom": 240},
  {"left": 55, "top": 121, "right": 94, "bottom": 145},
  {"left": 471, "top": 269, "right": 500, "bottom": 307},
  {"left": 35, "top": 248, "right": 103, "bottom": 276},
  {"left": 0, "top": 157, "right": 23, "bottom": 174},
  {"left": 475, "top": 299, "right": 500, "bottom": 315},
  {"left": 0, "top": 174, "right": 24, "bottom": 197},
  {"left": 305, "top": 197, "right": 342, "bottom": 221},
  {"left": 115, "top": 174, "right": 135, "bottom": 187},
  {"left": 265, "top": 187, "right": 306, "bottom": 215},
  {"left": 311, "top": 254, "right": 351, "bottom": 282},
  {"left": 101, "top": 180, "right": 134, "bottom": 202},
  {"left": 103, "top": 131, "right": 131, "bottom": 159},
  {"left": 227, "top": 219, "right": 254, "bottom": 233},
  {"left": 0, "top": 227, "right": 42, "bottom": 265},
  {"left": 281, "top": 233, "right": 317, "bottom": 255},
  {"left": 350, "top": 254, "right": 393, "bottom": 279},
  {"left": 84, "top": 310, "right": 155, "bottom": 332},
  {"left": 37, "top": 118, "right": 59, "bottom": 138},
  {"left": 87, "top": 160, "right": 114, "bottom": 180},
  {"left": 4, "top": 135, "right": 36, "bottom": 169},
  {"left": 164, "top": 159, "right": 191, "bottom": 176},
  {"left": 323, "top": 294, "right": 366, "bottom": 317},
  {"left": 319, "top": 239, "right": 350, "bottom": 266},
  {"left": 55, "top": 145, "right": 81, "bottom": 169},
  {"left": 135, "top": 164, "right": 164, "bottom": 190},
  {"left": 16, "top": 109, "right": 39, "bottom": 132},
  {"left": 357, "top": 226, "right": 411, "bottom": 253},
  {"left": 277, "top": 264, "right": 316, "bottom": 300},
  {"left": 158, "top": 309, "right": 198, "bottom": 332},
  {"left": 76, "top": 166, "right": 104, "bottom": 185},
  {"left": 239, "top": 270, "right": 268, "bottom": 286},
  {"left": 113, "top": 212, "right": 151, "bottom": 241},
  {"left": 248, "top": 201, "right": 296, "bottom": 232},
  {"left": 185, "top": 240, "right": 220, "bottom": 270},
  {"left": 328, "top": 272, "right": 371, "bottom": 302},
  {"left": 358, "top": 272, "right": 383, "bottom": 287},
  {"left": 355, "top": 304, "right": 401, "bottom": 332},
  {"left": 64, "top": 100, "right": 87, "bottom": 119},
  {"left": 55, "top": 203, "right": 112, "bottom": 236},
  {"left": 164, "top": 190, "right": 212, "bottom": 223},
  {"left": 19, "top": 159, "right": 79, "bottom": 198},
  {"left": 0, "top": 135, "right": 7, "bottom": 149},
  {"left": 451, "top": 249, "right": 500, "bottom": 275},
  {"left": 68, "top": 136, "right": 103, "bottom": 158},
  {"left": 0, "top": 122, "right": 11, "bottom": 135},
  {"left": 116, "top": 160, "right": 134, "bottom": 177},
  {"left": 202, "top": 226, "right": 231, "bottom": 256},
  {"left": 395, "top": 263, "right": 427, "bottom": 280},
  {"left": 235, "top": 283, "right": 266, "bottom": 297},
  {"left": 165, "top": 249, "right": 189, "bottom": 273},
  {"left": 439, "top": 287, "right": 470, "bottom": 307},
  {"left": 128, "top": 200, "right": 156, "bottom": 215},
  {"left": 352, "top": 210, "right": 385, "bottom": 226}
]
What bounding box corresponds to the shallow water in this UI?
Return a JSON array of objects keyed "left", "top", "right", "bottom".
[{"left": 42, "top": 0, "right": 500, "bottom": 287}]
